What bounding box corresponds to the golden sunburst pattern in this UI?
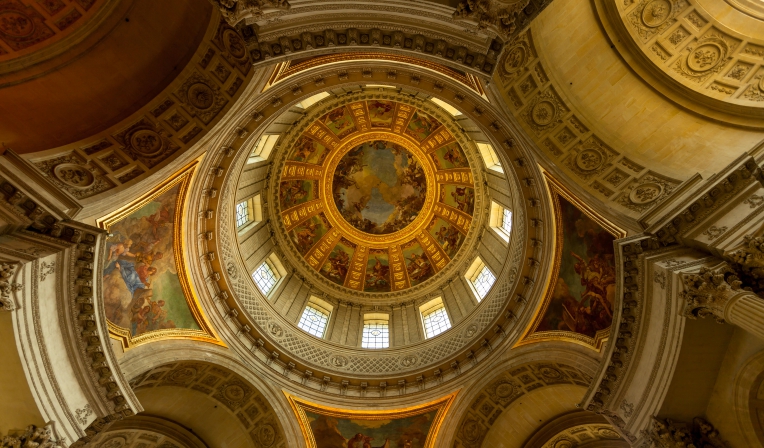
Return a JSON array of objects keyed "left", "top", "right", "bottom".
[{"left": 278, "top": 100, "right": 476, "bottom": 293}]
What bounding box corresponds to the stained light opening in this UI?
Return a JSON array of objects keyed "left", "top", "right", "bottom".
[
  {"left": 420, "top": 297, "right": 452, "bottom": 339},
  {"left": 466, "top": 257, "right": 496, "bottom": 301},
  {"left": 490, "top": 201, "right": 513, "bottom": 243},
  {"left": 297, "top": 297, "right": 333, "bottom": 338},
  {"left": 477, "top": 142, "right": 503, "bottom": 173},
  {"left": 361, "top": 313, "right": 390, "bottom": 349},
  {"left": 252, "top": 254, "right": 285, "bottom": 296}
]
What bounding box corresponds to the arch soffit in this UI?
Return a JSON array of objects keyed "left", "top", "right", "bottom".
[
  {"left": 185, "top": 59, "right": 557, "bottom": 397},
  {"left": 438, "top": 343, "right": 601, "bottom": 446},
  {"left": 119, "top": 340, "right": 303, "bottom": 448},
  {"left": 734, "top": 349, "right": 764, "bottom": 448}
]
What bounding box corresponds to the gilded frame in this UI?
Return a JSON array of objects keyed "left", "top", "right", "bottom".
[
  {"left": 97, "top": 160, "right": 223, "bottom": 349},
  {"left": 285, "top": 391, "right": 458, "bottom": 448},
  {"left": 518, "top": 170, "right": 626, "bottom": 350}
]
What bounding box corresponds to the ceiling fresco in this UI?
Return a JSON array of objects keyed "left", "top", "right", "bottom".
[
  {"left": 522, "top": 173, "right": 626, "bottom": 350},
  {"left": 286, "top": 392, "right": 457, "bottom": 448},
  {"left": 97, "top": 161, "right": 220, "bottom": 348},
  {"left": 278, "top": 100, "right": 476, "bottom": 294}
]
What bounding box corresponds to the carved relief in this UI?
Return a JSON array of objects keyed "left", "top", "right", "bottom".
[
  {"left": 0, "top": 424, "right": 60, "bottom": 448},
  {"left": 648, "top": 416, "right": 727, "bottom": 447},
  {"left": 498, "top": 30, "right": 536, "bottom": 82},
  {"left": 627, "top": 0, "right": 689, "bottom": 42},
  {"left": 113, "top": 118, "right": 180, "bottom": 168},
  {"left": 210, "top": 0, "right": 290, "bottom": 27},
  {"left": 522, "top": 87, "right": 569, "bottom": 135},
  {"left": 0, "top": 261, "right": 18, "bottom": 311},
  {"left": 213, "top": 21, "right": 251, "bottom": 75},
  {"left": 617, "top": 174, "right": 676, "bottom": 212},
  {"left": 565, "top": 136, "right": 618, "bottom": 180},
  {"left": 175, "top": 71, "right": 228, "bottom": 125},
  {"left": 673, "top": 30, "right": 739, "bottom": 84},
  {"left": 33, "top": 153, "right": 113, "bottom": 199},
  {"left": 452, "top": 0, "right": 531, "bottom": 39},
  {"left": 679, "top": 264, "right": 743, "bottom": 322}
]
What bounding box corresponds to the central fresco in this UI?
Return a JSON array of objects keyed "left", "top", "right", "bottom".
[
  {"left": 277, "top": 100, "right": 476, "bottom": 293},
  {"left": 333, "top": 140, "right": 426, "bottom": 235}
]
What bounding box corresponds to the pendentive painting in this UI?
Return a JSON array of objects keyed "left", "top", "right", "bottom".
[
  {"left": 98, "top": 163, "right": 218, "bottom": 348},
  {"left": 287, "top": 392, "right": 456, "bottom": 448},
  {"left": 527, "top": 174, "right": 625, "bottom": 348}
]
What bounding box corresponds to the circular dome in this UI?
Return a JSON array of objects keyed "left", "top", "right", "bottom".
[{"left": 275, "top": 97, "right": 479, "bottom": 297}]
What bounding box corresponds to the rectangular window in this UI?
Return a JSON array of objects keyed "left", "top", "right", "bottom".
[
  {"left": 248, "top": 134, "right": 280, "bottom": 163},
  {"left": 361, "top": 313, "right": 390, "bottom": 349},
  {"left": 296, "top": 92, "right": 331, "bottom": 109},
  {"left": 235, "top": 201, "right": 250, "bottom": 228},
  {"left": 420, "top": 297, "right": 452, "bottom": 339},
  {"left": 489, "top": 201, "right": 512, "bottom": 243},
  {"left": 477, "top": 142, "right": 503, "bottom": 173},
  {"left": 297, "top": 298, "right": 332, "bottom": 338},
  {"left": 466, "top": 257, "right": 496, "bottom": 301}
]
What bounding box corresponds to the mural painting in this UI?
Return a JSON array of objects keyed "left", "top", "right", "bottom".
[
  {"left": 535, "top": 195, "right": 617, "bottom": 338},
  {"left": 365, "top": 249, "right": 391, "bottom": 292},
  {"left": 405, "top": 111, "right": 441, "bottom": 142},
  {"left": 280, "top": 180, "right": 316, "bottom": 209},
  {"left": 428, "top": 217, "right": 464, "bottom": 258},
  {"left": 402, "top": 241, "right": 433, "bottom": 286},
  {"left": 307, "top": 409, "right": 439, "bottom": 448},
  {"left": 102, "top": 183, "right": 198, "bottom": 337},
  {"left": 332, "top": 140, "right": 426, "bottom": 235},
  {"left": 441, "top": 185, "right": 475, "bottom": 214},
  {"left": 367, "top": 100, "right": 395, "bottom": 128},
  {"left": 430, "top": 142, "right": 468, "bottom": 170},
  {"left": 291, "top": 214, "right": 330, "bottom": 255},
  {"left": 322, "top": 106, "right": 356, "bottom": 139},
  {"left": 320, "top": 239, "right": 355, "bottom": 285},
  {"left": 290, "top": 135, "right": 330, "bottom": 165}
]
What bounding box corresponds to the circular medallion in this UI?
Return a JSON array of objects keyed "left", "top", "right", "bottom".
[
  {"left": 330, "top": 355, "right": 348, "bottom": 367},
  {"left": 400, "top": 354, "right": 418, "bottom": 367},
  {"left": 503, "top": 45, "right": 527, "bottom": 74},
  {"left": 167, "top": 367, "right": 197, "bottom": 383},
  {"left": 462, "top": 420, "right": 482, "bottom": 442},
  {"left": 575, "top": 149, "right": 604, "bottom": 171},
  {"left": 267, "top": 321, "right": 284, "bottom": 338},
  {"left": 598, "top": 427, "right": 622, "bottom": 439},
  {"left": 223, "top": 29, "right": 247, "bottom": 59},
  {"left": 222, "top": 384, "right": 246, "bottom": 401},
  {"left": 187, "top": 82, "right": 215, "bottom": 109},
  {"left": 641, "top": 0, "right": 672, "bottom": 27},
  {"left": 629, "top": 182, "right": 664, "bottom": 204},
  {"left": 495, "top": 381, "right": 515, "bottom": 398},
  {"left": 688, "top": 43, "right": 723, "bottom": 72},
  {"left": 531, "top": 101, "right": 556, "bottom": 126},
  {"left": 332, "top": 140, "right": 426, "bottom": 235},
  {"left": 0, "top": 12, "right": 34, "bottom": 38},
  {"left": 539, "top": 366, "right": 562, "bottom": 379},
  {"left": 129, "top": 130, "right": 164, "bottom": 157},
  {"left": 257, "top": 424, "right": 276, "bottom": 447},
  {"left": 53, "top": 164, "right": 94, "bottom": 188},
  {"left": 464, "top": 323, "right": 478, "bottom": 338},
  {"left": 553, "top": 440, "right": 574, "bottom": 448}
]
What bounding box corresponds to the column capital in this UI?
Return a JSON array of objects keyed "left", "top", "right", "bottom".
[
  {"left": 679, "top": 263, "right": 748, "bottom": 323},
  {"left": 0, "top": 261, "right": 18, "bottom": 311}
]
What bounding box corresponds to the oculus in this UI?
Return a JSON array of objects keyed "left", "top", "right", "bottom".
[{"left": 275, "top": 100, "right": 477, "bottom": 294}]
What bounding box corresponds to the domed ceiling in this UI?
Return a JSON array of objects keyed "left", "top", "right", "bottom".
[{"left": 277, "top": 100, "right": 476, "bottom": 293}]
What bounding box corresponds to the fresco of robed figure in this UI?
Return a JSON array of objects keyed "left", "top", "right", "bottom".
[
  {"left": 332, "top": 140, "right": 426, "bottom": 235},
  {"left": 102, "top": 184, "right": 199, "bottom": 337},
  {"left": 308, "top": 409, "right": 438, "bottom": 448},
  {"left": 535, "top": 195, "right": 617, "bottom": 338}
]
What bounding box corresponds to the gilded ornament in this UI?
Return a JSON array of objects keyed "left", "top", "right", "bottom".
[
  {"left": 628, "top": 182, "right": 663, "bottom": 204},
  {"left": 53, "top": 164, "right": 94, "bottom": 188},
  {"left": 641, "top": 0, "right": 672, "bottom": 27}
]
